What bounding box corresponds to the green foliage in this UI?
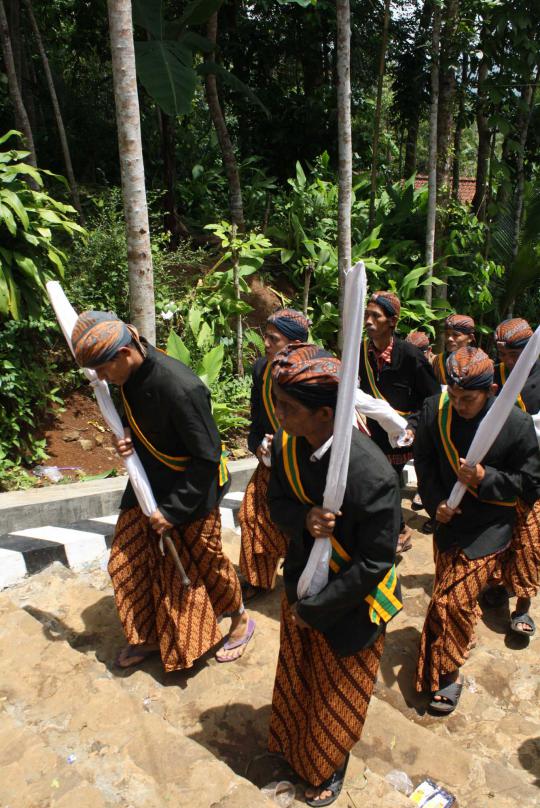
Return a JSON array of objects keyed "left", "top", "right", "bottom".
[
  {"left": 0, "top": 132, "right": 85, "bottom": 321},
  {"left": 165, "top": 311, "right": 249, "bottom": 435},
  {"left": 0, "top": 318, "right": 64, "bottom": 490}
]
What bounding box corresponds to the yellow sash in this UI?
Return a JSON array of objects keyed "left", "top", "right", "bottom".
[
  {"left": 437, "top": 391, "right": 515, "bottom": 507},
  {"left": 121, "top": 388, "right": 229, "bottom": 485},
  {"left": 362, "top": 338, "right": 412, "bottom": 416},
  {"left": 280, "top": 431, "right": 402, "bottom": 624},
  {"left": 436, "top": 352, "right": 447, "bottom": 385},
  {"left": 499, "top": 363, "right": 526, "bottom": 412},
  {"left": 261, "top": 361, "right": 280, "bottom": 432}
]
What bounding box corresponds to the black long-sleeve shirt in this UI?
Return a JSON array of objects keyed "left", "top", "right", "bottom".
[
  {"left": 268, "top": 427, "right": 401, "bottom": 656},
  {"left": 414, "top": 393, "right": 540, "bottom": 558},
  {"left": 247, "top": 357, "right": 276, "bottom": 455},
  {"left": 119, "top": 342, "right": 229, "bottom": 525},
  {"left": 359, "top": 336, "right": 439, "bottom": 460},
  {"left": 494, "top": 359, "right": 540, "bottom": 416}
]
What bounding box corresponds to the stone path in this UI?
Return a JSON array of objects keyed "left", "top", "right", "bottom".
[{"left": 1, "top": 496, "right": 539, "bottom": 806}]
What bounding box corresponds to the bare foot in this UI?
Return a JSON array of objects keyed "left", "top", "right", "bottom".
[{"left": 115, "top": 643, "right": 159, "bottom": 668}]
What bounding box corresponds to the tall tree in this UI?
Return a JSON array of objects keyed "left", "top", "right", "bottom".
[
  {"left": 0, "top": 0, "right": 36, "bottom": 165},
  {"left": 107, "top": 0, "right": 155, "bottom": 342},
  {"left": 424, "top": 1, "right": 440, "bottom": 306},
  {"left": 204, "top": 10, "right": 244, "bottom": 230},
  {"left": 23, "top": 0, "right": 84, "bottom": 221},
  {"left": 368, "top": 0, "right": 391, "bottom": 229},
  {"left": 472, "top": 23, "right": 490, "bottom": 219},
  {"left": 336, "top": 0, "right": 352, "bottom": 347}
]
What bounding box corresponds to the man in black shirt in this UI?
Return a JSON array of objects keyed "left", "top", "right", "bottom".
[
  {"left": 414, "top": 347, "right": 540, "bottom": 713},
  {"left": 359, "top": 291, "right": 439, "bottom": 551},
  {"left": 71, "top": 311, "right": 254, "bottom": 670},
  {"left": 267, "top": 344, "right": 401, "bottom": 806}
]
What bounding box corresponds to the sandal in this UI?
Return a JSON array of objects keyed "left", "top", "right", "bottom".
[
  {"left": 305, "top": 754, "right": 349, "bottom": 807},
  {"left": 429, "top": 680, "right": 463, "bottom": 715},
  {"left": 216, "top": 618, "right": 256, "bottom": 662},
  {"left": 420, "top": 517, "right": 435, "bottom": 535},
  {"left": 115, "top": 644, "right": 159, "bottom": 669},
  {"left": 481, "top": 585, "right": 509, "bottom": 609},
  {"left": 397, "top": 526, "right": 413, "bottom": 554},
  {"left": 411, "top": 493, "right": 424, "bottom": 511},
  {"left": 510, "top": 611, "right": 536, "bottom": 636}
]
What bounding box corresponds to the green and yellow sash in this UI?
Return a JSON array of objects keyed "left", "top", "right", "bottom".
[
  {"left": 437, "top": 391, "right": 515, "bottom": 507},
  {"left": 362, "top": 338, "right": 412, "bottom": 417},
  {"left": 281, "top": 431, "right": 402, "bottom": 625},
  {"left": 499, "top": 363, "right": 526, "bottom": 412},
  {"left": 436, "top": 352, "right": 447, "bottom": 385},
  {"left": 261, "top": 361, "right": 280, "bottom": 432},
  {"left": 121, "top": 388, "right": 229, "bottom": 486}
]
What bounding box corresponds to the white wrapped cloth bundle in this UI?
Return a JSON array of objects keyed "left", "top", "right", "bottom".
[
  {"left": 46, "top": 281, "right": 157, "bottom": 517},
  {"left": 446, "top": 324, "right": 540, "bottom": 510},
  {"left": 297, "top": 261, "right": 367, "bottom": 599},
  {"left": 355, "top": 388, "right": 411, "bottom": 447}
]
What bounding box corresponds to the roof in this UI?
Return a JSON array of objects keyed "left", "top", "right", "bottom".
[{"left": 414, "top": 175, "right": 477, "bottom": 205}]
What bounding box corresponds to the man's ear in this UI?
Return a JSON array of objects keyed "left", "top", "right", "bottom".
[{"left": 490, "top": 383, "right": 499, "bottom": 395}]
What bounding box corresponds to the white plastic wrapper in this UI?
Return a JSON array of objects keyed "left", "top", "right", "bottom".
[
  {"left": 260, "top": 435, "right": 272, "bottom": 467},
  {"left": 296, "top": 262, "right": 367, "bottom": 600},
  {"left": 354, "top": 388, "right": 410, "bottom": 447},
  {"left": 46, "top": 281, "right": 157, "bottom": 517},
  {"left": 446, "top": 324, "right": 540, "bottom": 510}
]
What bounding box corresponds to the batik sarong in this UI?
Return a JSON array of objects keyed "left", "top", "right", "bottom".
[
  {"left": 499, "top": 498, "right": 540, "bottom": 598},
  {"left": 108, "top": 506, "right": 242, "bottom": 672},
  {"left": 239, "top": 463, "right": 288, "bottom": 589},
  {"left": 268, "top": 598, "right": 384, "bottom": 786},
  {"left": 415, "top": 545, "right": 501, "bottom": 693}
]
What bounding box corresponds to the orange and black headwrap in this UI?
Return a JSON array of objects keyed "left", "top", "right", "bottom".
[
  {"left": 71, "top": 310, "right": 141, "bottom": 368},
  {"left": 445, "top": 313, "right": 476, "bottom": 336},
  {"left": 406, "top": 330, "right": 430, "bottom": 351},
  {"left": 272, "top": 343, "right": 340, "bottom": 410},
  {"left": 494, "top": 318, "right": 533, "bottom": 350},
  {"left": 369, "top": 291, "right": 401, "bottom": 318},
  {"left": 446, "top": 347, "right": 494, "bottom": 390},
  {"left": 267, "top": 308, "right": 310, "bottom": 342}
]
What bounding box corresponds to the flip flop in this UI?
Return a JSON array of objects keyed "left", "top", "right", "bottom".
[
  {"left": 305, "top": 754, "right": 349, "bottom": 807},
  {"left": 411, "top": 493, "right": 424, "bottom": 511},
  {"left": 397, "top": 527, "right": 413, "bottom": 554},
  {"left": 115, "top": 644, "right": 159, "bottom": 669},
  {"left": 420, "top": 517, "right": 435, "bottom": 535},
  {"left": 429, "top": 680, "right": 463, "bottom": 715},
  {"left": 216, "top": 618, "right": 256, "bottom": 663},
  {"left": 510, "top": 611, "right": 536, "bottom": 636},
  {"left": 481, "top": 585, "right": 510, "bottom": 609}
]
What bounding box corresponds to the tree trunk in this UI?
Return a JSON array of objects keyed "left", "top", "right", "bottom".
[
  {"left": 23, "top": 0, "right": 84, "bottom": 221},
  {"left": 403, "top": 119, "right": 420, "bottom": 179},
  {"left": 402, "top": 0, "right": 432, "bottom": 179},
  {"left": 303, "top": 263, "right": 314, "bottom": 316},
  {"left": 231, "top": 225, "right": 244, "bottom": 377},
  {"left": 204, "top": 11, "right": 244, "bottom": 230},
  {"left": 472, "top": 30, "right": 490, "bottom": 219},
  {"left": 160, "top": 111, "right": 189, "bottom": 248},
  {"left": 0, "top": 0, "right": 36, "bottom": 165},
  {"left": 368, "top": 0, "right": 391, "bottom": 229},
  {"left": 510, "top": 66, "right": 538, "bottom": 269},
  {"left": 433, "top": 0, "right": 461, "bottom": 310},
  {"left": 107, "top": 0, "right": 155, "bottom": 343},
  {"left": 336, "top": 0, "right": 352, "bottom": 349},
  {"left": 424, "top": 2, "right": 440, "bottom": 306},
  {"left": 451, "top": 51, "right": 468, "bottom": 200}
]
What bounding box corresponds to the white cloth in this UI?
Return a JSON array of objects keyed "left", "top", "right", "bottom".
[
  {"left": 354, "top": 388, "right": 411, "bottom": 447},
  {"left": 310, "top": 436, "right": 333, "bottom": 462},
  {"left": 297, "top": 261, "right": 367, "bottom": 600},
  {"left": 446, "top": 325, "right": 540, "bottom": 510},
  {"left": 46, "top": 281, "right": 157, "bottom": 517}
]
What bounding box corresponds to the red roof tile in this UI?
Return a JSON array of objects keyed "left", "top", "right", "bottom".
[{"left": 414, "top": 174, "right": 476, "bottom": 205}]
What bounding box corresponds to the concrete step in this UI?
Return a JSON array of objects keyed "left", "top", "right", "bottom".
[
  {"left": 4, "top": 524, "right": 539, "bottom": 806},
  {"left": 0, "top": 499, "right": 242, "bottom": 589}
]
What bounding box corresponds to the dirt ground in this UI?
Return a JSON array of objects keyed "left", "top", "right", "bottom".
[{"left": 36, "top": 274, "right": 285, "bottom": 485}]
